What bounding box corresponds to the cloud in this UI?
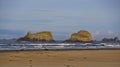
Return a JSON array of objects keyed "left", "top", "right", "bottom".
[
  {"left": 94, "top": 31, "right": 100, "bottom": 35},
  {"left": 107, "top": 30, "right": 114, "bottom": 35},
  {"left": 94, "top": 30, "right": 115, "bottom": 36},
  {"left": 92, "top": 30, "right": 120, "bottom": 40}
]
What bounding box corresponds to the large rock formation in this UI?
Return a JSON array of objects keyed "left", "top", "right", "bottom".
[
  {"left": 18, "top": 31, "right": 54, "bottom": 42},
  {"left": 66, "top": 30, "right": 93, "bottom": 42}
]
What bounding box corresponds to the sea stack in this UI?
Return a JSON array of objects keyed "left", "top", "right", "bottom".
[
  {"left": 18, "top": 31, "right": 54, "bottom": 42},
  {"left": 66, "top": 30, "right": 93, "bottom": 43},
  {"left": 102, "top": 37, "right": 119, "bottom": 42}
]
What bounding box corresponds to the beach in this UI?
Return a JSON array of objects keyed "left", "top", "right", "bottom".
[{"left": 0, "top": 50, "right": 120, "bottom": 67}]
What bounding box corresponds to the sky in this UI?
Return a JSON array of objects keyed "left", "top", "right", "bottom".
[{"left": 0, "top": 0, "right": 120, "bottom": 40}]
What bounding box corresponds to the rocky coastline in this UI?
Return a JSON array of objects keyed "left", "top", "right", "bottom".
[
  {"left": 17, "top": 30, "right": 119, "bottom": 43},
  {"left": 18, "top": 30, "right": 94, "bottom": 43}
]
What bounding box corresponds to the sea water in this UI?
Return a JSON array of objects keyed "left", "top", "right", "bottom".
[{"left": 0, "top": 39, "right": 120, "bottom": 50}]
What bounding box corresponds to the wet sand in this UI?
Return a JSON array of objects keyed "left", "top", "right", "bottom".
[{"left": 0, "top": 50, "right": 120, "bottom": 67}]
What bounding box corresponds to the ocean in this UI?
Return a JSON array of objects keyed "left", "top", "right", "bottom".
[{"left": 0, "top": 39, "right": 120, "bottom": 50}]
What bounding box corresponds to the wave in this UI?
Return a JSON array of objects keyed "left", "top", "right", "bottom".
[
  {"left": 0, "top": 40, "right": 120, "bottom": 50},
  {"left": 0, "top": 43, "right": 120, "bottom": 50}
]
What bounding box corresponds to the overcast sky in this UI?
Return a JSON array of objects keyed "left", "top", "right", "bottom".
[{"left": 0, "top": 0, "right": 120, "bottom": 40}]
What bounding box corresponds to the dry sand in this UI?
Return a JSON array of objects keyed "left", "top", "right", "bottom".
[{"left": 0, "top": 50, "right": 120, "bottom": 67}]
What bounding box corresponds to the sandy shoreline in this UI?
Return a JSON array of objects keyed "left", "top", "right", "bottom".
[{"left": 0, "top": 50, "right": 120, "bottom": 67}]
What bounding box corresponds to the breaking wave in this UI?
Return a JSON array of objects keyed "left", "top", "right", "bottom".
[{"left": 0, "top": 40, "right": 120, "bottom": 50}]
